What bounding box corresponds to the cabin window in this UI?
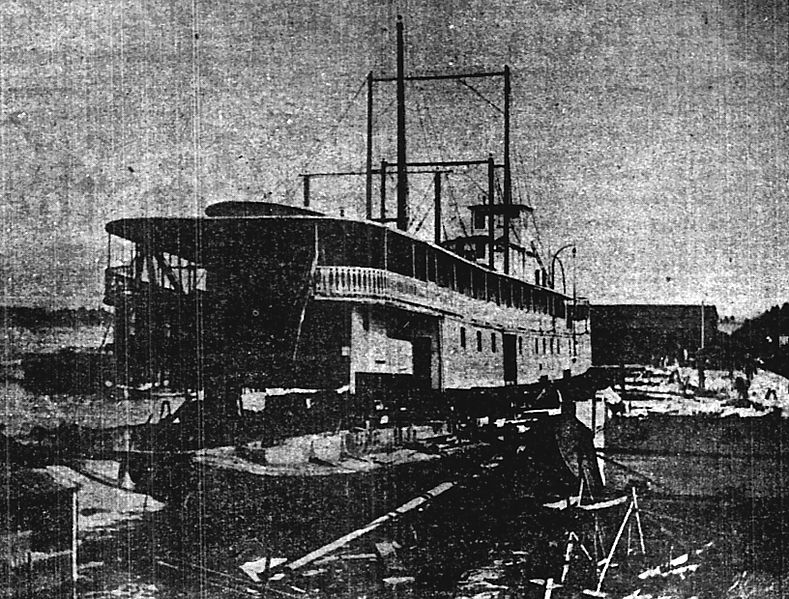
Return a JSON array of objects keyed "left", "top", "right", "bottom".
[
  {"left": 473, "top": 210, "right": 487, "bottom": 230},
  {"left": 414, "top": 244, "right": 427, "bottom": 281},
  {"left": 487, "top": 272, "right": 499, "bottom": 304},
  {"left": 518, "top": 336, "right": 523, "bottom": 355},
  {"left": 550, "top": 338, "right": 554, "bottom": 354},
  {"left": 555, "top": 298, "right": 566, "bottom": 319},
  {"left": 474, "top": 241, "right": 485, "bottom": 260},
  {"left": 502, "top": 279, "right": 512, "bottom": 307},
  {"left": 438, "top": 254, "right": 453, "bottom": 289},
  {"left": 476, "top": 331, "right": 483, "bottom": 352},
  {"left": 427, "top": 249, "right": 437, "bottom": 282},
  {"left": 460, "top": 327, "right": 467, "bottom": 349},
  {"left": 491, "top": 333, "right": 497, "bottom": 353},
  {"left": 456, "top": 263, "right": 471, "bottom": 296},
  {"left": 535, "top": 338, "right": 539, "bottom": 354},
  {"left": 543, "top": 338, "right": 547, "bottom": 354},
  {"left": 557, "top": 339, "right": 561, "bottom": 354},
  {"left": 472, "top": 268, "right": 486, "bottom": 300},
  {"left": 459, "top": 241, "right": 475, "bottom": 262}
]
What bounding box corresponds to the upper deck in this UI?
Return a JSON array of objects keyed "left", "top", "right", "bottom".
[{"left": 105, "top": 214, "right": 588, "bottom": 324}]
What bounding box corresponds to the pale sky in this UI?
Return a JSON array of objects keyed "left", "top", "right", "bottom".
[{"left": 0, "top": 0, "right": 787, "bottom": 317}]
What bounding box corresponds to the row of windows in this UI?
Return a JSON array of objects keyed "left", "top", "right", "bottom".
[{"left": 458, "top": 327, "right": 576, "bottom": 356}]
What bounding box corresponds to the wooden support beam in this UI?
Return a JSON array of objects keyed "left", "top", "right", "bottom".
[
  {"left": 284, "top": 481, "right": 455, "bottom": 572},
  {"left": 595, "top": 499, "right": 634, "bottom": 593}
]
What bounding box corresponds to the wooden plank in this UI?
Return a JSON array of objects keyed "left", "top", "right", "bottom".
[
  {"left": 285, "top": 481, "right": 455, "bottom": 572},
  {"left": 578, "top": 496, "right": 629, "bottom": 512},
  {"left": 543, "top": 495, "right": 628, "bottom": 512}
]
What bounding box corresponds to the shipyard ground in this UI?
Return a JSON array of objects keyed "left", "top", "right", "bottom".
[
  {"left": 4, "top": 371, "right": 789, "bottom": 598},
  {"left": 68, "top": 458, "right": 789, "bottom": 599}
]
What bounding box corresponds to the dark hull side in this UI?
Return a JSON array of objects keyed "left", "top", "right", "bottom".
[
  {"left": 153, "top": 448, "right": 491, "bottom": 566},
  {"left": 107, "top": 220, "right": 320, "bottom": 391},
  {"left": 138, "top": 414, "right": 600, "bottom": 570}
]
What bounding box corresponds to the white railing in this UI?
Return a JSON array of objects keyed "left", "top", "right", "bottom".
[
  {"left": 313, "top": 265, "right": 593, "bottom": 336},
  {"left": 314, "top": 266, "right": 452, "bottom": 311}
]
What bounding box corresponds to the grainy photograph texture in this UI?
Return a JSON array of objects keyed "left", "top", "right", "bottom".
[{"left": 1, "top": 1, "right": 788, "bottom": 597}]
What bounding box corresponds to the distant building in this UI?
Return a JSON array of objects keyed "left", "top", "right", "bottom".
[{"left": 591, "top": 304, "right": 720, "bottom": 366}]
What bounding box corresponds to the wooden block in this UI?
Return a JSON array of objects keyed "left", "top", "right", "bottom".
[{"left": 376, "top": 541, "right": 405, "bottom": 572}]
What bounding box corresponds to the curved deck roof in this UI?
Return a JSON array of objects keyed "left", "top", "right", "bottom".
[{"left": 106, "top": 214, "right": 573, "bottom": 302}]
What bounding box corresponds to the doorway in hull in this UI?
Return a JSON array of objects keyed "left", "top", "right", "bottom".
[
  {"left": 412, "top": 336, "right": 432, "bottom": 389},
  {"left": 503, "top": 333, "right": 517, "bottom": 385}
]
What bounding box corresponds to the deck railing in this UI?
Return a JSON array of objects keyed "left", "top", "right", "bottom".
[
  {"left": 314, "top": 265, "right": 452, "bottom": 309},
  {"left": 314, "top": 265, "right": 594, "bottom": 330},
  {"left": 104, "top": 264, "right": 205, "bottom": 305}
]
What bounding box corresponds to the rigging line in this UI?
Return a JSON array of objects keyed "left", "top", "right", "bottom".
[
  {"left": 410, "top": 188, "right": 431, "bottom": 234},
  {"left": 510, "top": 224, "right": 523, "bottom": 246},
  {"left": 412, "top": 186, "right": 435, "bottom": 235},
  {"left": 412, "top": 85, "right": 435, "bottom": 163},
  {"left": 299, "top": 77, "right": 367, "bottom": 172},
  {"left": 511, "top": 145, "right": 545, "bottom": 252},
  {"left": 406, "top": 89, "right": 436, "bottom": 225},
  {"left": 455, "top": 78, "right": 504, "bottom": 115},
  {"left": 459, "top": 169, "right": 488, "bottom": 197},
  {"left": 271, "top": 77, "right": 368, "bottom": 195},
  {"left": 510, "top": 96, "right": 535, "bottom": 211},
  {"left": 529, "top": 209, "right": 546, "bottom": 257},
  {"left": 272, "top": 78, "right": 367, "bottom": 194},
  {"left": 421, "top": 85, "right": 468, "bottom": 238},
  {"left": 446, "top": 177, "right": 468, "bottom": 237},
  {"left": 513, "top": 148, "right": 534, "bottom": 194}
]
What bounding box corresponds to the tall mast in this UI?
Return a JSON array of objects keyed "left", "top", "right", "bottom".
[
  {"left": 503, "top": 65, "right": 512, "bottom": 274},
  {"left": 396, "top": 15, "right": 409, "bottom": 231},
  {"left": 434, "top": 171, "right": 442, "bottom": 244},
  {"left": 365, "top": 71, "right": 374, "bottom": 220},
  {"left": 487, "top": 155, "right": 495, "bottom": 269}
]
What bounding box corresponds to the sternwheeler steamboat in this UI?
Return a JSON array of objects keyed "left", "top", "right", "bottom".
[
  {"left": 103, "top": 20, "right": 591, "bottom": 415},
  {"left": 94, "top": 17, "right": 599, "bottom": 570}
]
